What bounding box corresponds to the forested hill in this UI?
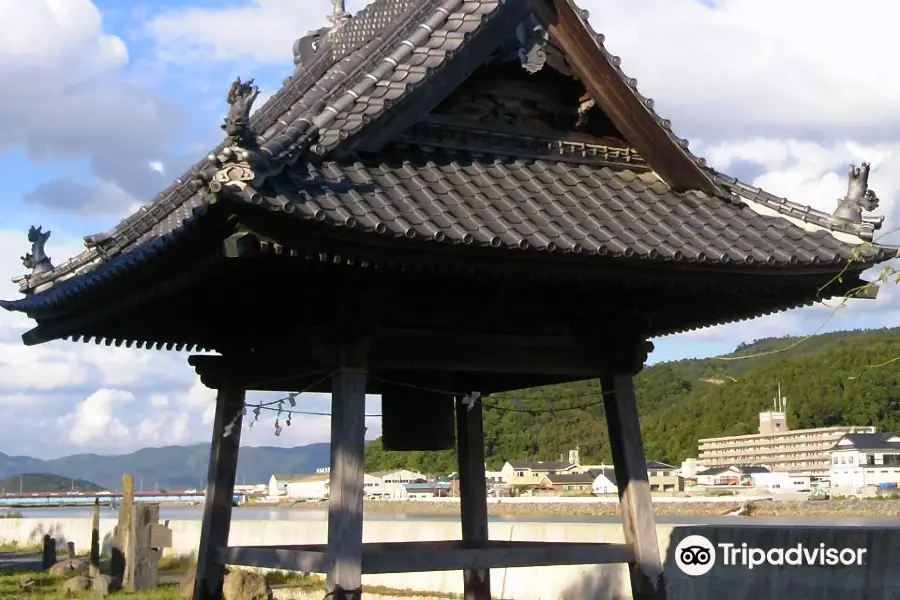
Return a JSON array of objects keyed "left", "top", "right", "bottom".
[
  {"left": 364, "top": 327, "right": 900, "bottom": 475},
  {"left": 0, "top": 473, "right": 104, "bottom": 494}
]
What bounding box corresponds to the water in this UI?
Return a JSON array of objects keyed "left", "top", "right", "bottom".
[{"left": 8, "top": 505, "right": 900, "bottom": 527}]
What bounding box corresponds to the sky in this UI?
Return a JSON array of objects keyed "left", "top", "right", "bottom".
[{"left": 2, "top": 0, "right": 900, "bottom": 459}]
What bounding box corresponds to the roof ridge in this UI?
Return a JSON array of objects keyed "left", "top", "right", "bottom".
[
  {"left": 258, "top": 0, "right": 465, "bottom": 164},
  {"left": 564, "top": 0, "right": 720, "bottom": 195},
  {"left": 708, "top": 168, "right": 883, "bottom": 242}
]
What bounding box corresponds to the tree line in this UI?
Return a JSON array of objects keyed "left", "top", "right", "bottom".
[{"left": 365, "top": 327, "right": 900, "bottom": 476}]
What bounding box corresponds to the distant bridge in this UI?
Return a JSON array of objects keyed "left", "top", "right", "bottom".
[{"left": 0, "top": 492, "right": 246, "bottom": 508}]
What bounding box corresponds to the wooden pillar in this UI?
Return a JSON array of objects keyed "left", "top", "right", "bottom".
[
  {"left": 601, "top": 340, "right": 665, "bottom": 600},
  {"left": 455, "top": 394, "right": 491, "bottom": 600},
  {"left": 326, "top": 367, "right": 368, "bottom": 600},
  {"left": 89, "top": 498, "right": 101, "bottom": 578},
  {"left": 193, "top": 383, "right": 245, "bottom": 600}
]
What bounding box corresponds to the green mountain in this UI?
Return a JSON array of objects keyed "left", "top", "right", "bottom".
[
  {"left": 0, "top": 443, "right": 331, "bottom": 491},
  {"left": 365, "top": 327, "right": 900, "bottom": 475},
  {"left": 0, "top": 473, "right": 104, "bottom": 494}
]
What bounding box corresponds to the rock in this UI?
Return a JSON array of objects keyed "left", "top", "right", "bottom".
[
  {"left": 223, "top": 569, "right": 272, "bottom": 600},
  {"left": 91, "top": 574, "right": 118, "bottom": 597},
  {"left": 64, "top": 576, "right": 91, "bottom": 593},
  {"left": 70, "top": 558, "right": 91, "bottom": 572},
  {"left": 179, "top": 570, "right": 196, "bottom": 598},
  {"left": 49, "top": 558, "right": 88, "bottom": 576}
]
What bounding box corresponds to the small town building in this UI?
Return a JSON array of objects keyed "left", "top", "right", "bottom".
[
  {"left": 591, "top": 468, "right": 619, "bottom": 495},
  {"left": 829, "top": 432, "right": 900, "bottom": 493},
  {"left": 750, "top": 471, "right": 811, "bottom": 491},
  {"left": 645, "top": 461, "right": 683, "bottom": 492},
  {"left": 694, "top": 466, "right": 769, "bottom": 487},
  {"left": 369, "top": 469, "right": 427, "bottom": 499},
  {"left": 589, "top": 462, "right": 682, "bottom": 495},
  {"left": 404, "top": 481, "right": 452, "bottom": 499},
  {"left": 500, "top": 460, "right": 574, "bottom": 487},
  {"left": 362, "top": 473, "right": 385, "bottom": 498},
  {"left": 268, "top": 474, "right": 330, "bottom": 500},
  {"left": 537, "top": 470, "right": 599, "bottom": 495}
]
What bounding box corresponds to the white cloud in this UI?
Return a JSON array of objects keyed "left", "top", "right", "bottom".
[
  {"left": 0, "top": 0, "right": 184, "bottom": 216},
  {"left": 582, "top": 0, "right": 900, "bottom": 140},
  {"left": 148, "top": 394, "right": 169, "bottom": 408},
  {"left": 68, "top": 388, "right": 133, "bottom": 446},
  {"left": 150, "top": 0, "right": 340, "bottom": 64},
  {"left": 5, "top": 0, "right": 900, "bottom": 456}
]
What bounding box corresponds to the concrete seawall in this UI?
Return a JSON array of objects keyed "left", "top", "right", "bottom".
[{"left": 2, "top": 518, "right": 896, "bottom": 599}]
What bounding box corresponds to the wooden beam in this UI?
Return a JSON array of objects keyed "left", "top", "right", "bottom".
[
  {"left": 215, "top": 541, "right": 634, "bottom": 573},
  {"left": 303, "top": 328, "right": 605, "bottom": 377},
  {"left": 193, "top": 383, "right": 245, "bottom": 600},
  {"left": 601, "top": 373, "right": 665, "bottom": 599},
  {"left": 456, "top": 395, "right": 491, "bottom": 600},
  {"left": 189, "top": 331, "right": 605, "bottom": 391},
  {"left": 533, "top": 0, "right": 718, "bottom": 195},
  {"left": 217, "top": 545, "right": 329, "bottom": 573},
  {"left": 189, "top": 354, "right": 583, "bottom": 394},
  {"left": 326, "top": 367, "right": 368, "bottom": 600}
]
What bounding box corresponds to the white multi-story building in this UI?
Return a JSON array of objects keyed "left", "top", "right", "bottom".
[
  {"left": 698, "top": 405, "right": 874, "bottom": 478},
  {"left": 368, "top": 469, "right": 427, "bottom": 499},
  {"left": 829, "top": 432, "right": 900, "bottom": 493}
]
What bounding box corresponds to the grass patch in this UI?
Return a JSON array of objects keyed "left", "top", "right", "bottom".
[
  {"left": 263, "top": 570, "right": 323, "bottom": 588},
  {"left": 0, "top": 571, "right": 183, "bottom": 599},
  {"left": 0, "top": 513, "right": 22, "bottom": 520},
  {"left": 0, "top": 541, "right": 44, "bottom": 554},
  {"left": 362, "top": 584, "right": 460, "bottom": 598},
  {"left": 156, "top": 554, "right": 194, "bottom": 573}
]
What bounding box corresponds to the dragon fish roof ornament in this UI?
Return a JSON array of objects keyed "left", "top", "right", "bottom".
[{"left": 833, "top": 161, "right": 880, "bottom": 223}]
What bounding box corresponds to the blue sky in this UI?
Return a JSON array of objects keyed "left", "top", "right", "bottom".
[{"left": 1, "top": 0, "right": 900, "bottom": 459}]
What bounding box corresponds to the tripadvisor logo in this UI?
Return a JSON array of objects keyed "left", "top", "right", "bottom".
[{"left": 674, "top": 535, "right": 868, "bottom": 576}]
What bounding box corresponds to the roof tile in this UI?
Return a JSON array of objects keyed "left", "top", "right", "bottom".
[{"left": 253, "top": 146, "right": 881, "bottom": 267}]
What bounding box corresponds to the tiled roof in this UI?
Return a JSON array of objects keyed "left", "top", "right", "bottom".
[
  {"left": 3, "top": 0, "right": 894, "bottom": 303},
  {"left": 545, "top": 471, "right": 597, "bottom": 485},
  {"left": 830, "top": 432, "right": 900, "bottom": 451},
  {"left": 508, "top": 460, "right": 571, "bottom": 471},
  {"left": 594, "top": 467, "right": 617, "bottom": 487},
  {"left": 646, "top": 461, "right": 677, "bottom": 471},
  {"left": 259, "top": 148, "right": 889, "bottom": 266},
  {"left": 735, "top": 466, "right": 771, "bottom": 474},
  {"left": 695, "top": 468, "right": 732, "bottom": 477}
]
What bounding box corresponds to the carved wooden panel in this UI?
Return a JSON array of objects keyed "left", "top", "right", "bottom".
[{"left": 429, "top": 61, "right": 627, "bottom": 145}]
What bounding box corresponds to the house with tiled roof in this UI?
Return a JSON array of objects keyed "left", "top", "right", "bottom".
[
  {"left": 829, "top": 432, "right": 900, "bottom": 492},
  {"left": 501, "top": 459, "right": 577, "bottom": 486},
  {"left": 538, "top": 469, "right": 601, "bottom": 495},
  {"left": 695, "top": 465, "right": 770, "bottom": 487}
]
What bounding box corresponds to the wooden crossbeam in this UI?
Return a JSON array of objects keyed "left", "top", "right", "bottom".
[{"left": 216, "top": 540, "right": 634, "bottom": 574}]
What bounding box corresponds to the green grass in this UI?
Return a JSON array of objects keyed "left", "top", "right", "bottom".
[
  {"left": 0, "top": 513, "right": 22, "bottom": 520},
  {"left": 0, "top": 571, "right": 182, "bottom": 599},
  {"left": 0, "top": 541, "right": 45, "bottom": 554},
  {"left": 155, "top": 554, "right": 193, "bottom": 573}
]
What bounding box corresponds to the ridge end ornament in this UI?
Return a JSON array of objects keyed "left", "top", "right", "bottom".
[
  {"left": 222, "top": 77, "right": 260, "bottom": 147},
  {"left": 209, "top": 77, "right": 267, "bottom": 196},
  {"left": 22, "top": 226, "right": 53, "bottom": 276},
  {"left": 834, "top": 161, "right": 880, "bottom": 222}
]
